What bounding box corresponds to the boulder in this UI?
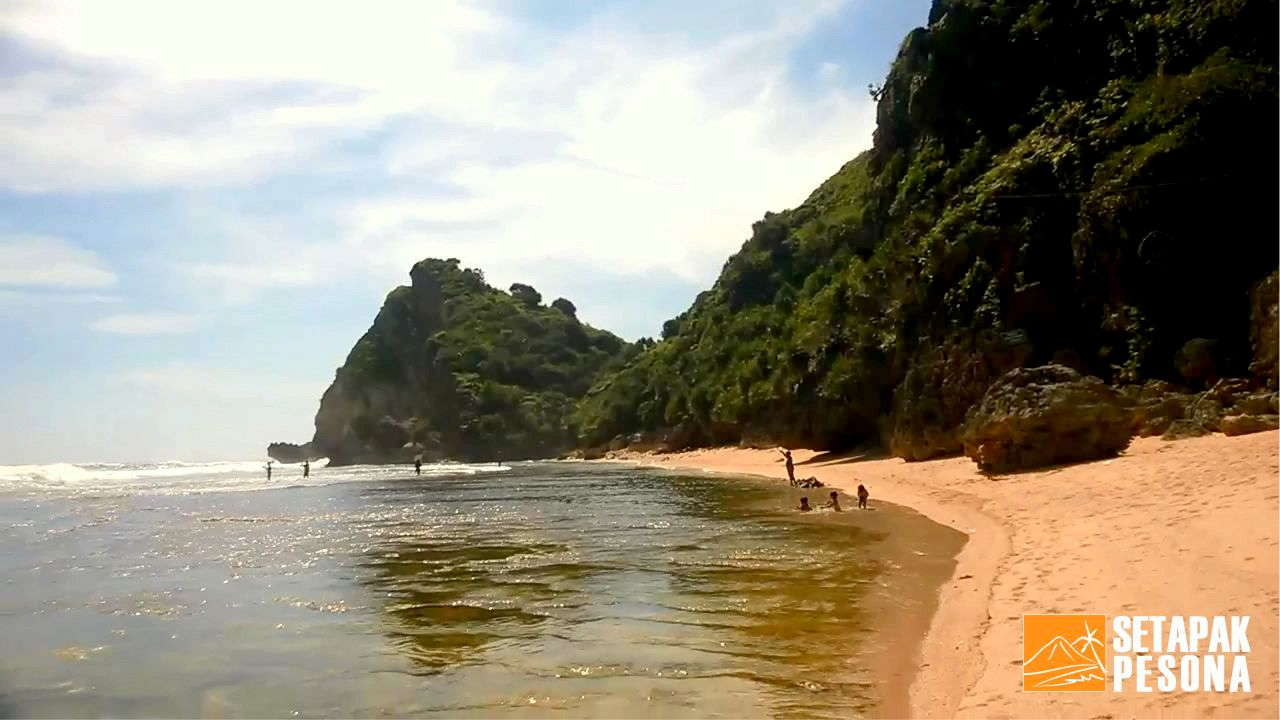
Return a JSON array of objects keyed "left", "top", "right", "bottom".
[
  {"left": 1174, "top": 338, "right": 1221, "bottom": 387},
  {"left": 1230, "top": 392, "right": 1278, "bottom": 416},
  {"left": 1121, "top": 380, "right": 1192, "bottom": 437},
  {"left": 961, "top": 364, "right": 1133, "bottom": 473},
  {"left": 1219, "top": 414, "right": 1280, "bottom": 437},
  {"left": 1162, "top": 419, "right": 1212, "bottom": 441}
]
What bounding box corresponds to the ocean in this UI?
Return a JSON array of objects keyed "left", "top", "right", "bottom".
[{"left": 0, "top": 459, "right": 963, "bottom": 718}]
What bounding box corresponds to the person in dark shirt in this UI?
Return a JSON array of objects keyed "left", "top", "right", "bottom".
[{"left": 778, "top": 448, "right": 796, "bottom": 486}]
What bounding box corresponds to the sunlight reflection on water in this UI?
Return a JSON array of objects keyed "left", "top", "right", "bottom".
[{"left": 0, "top": 462, "right": 962, "bottom": 718}]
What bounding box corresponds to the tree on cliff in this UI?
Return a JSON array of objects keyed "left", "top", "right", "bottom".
[
  {"left": 551, "top": 297, "right": 577, "bottom": 317},
  {"left": 509, "top": 283, "right": 542, "bottom": 308}
]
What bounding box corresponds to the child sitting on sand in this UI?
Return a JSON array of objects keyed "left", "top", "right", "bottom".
[
  {"left": 822, "top": 491, "right": 842, "bottom": 512},
  {"left": 857, "top": 484, "right": 869, "bottom": 510},
  {"left": 798, "top": 497, "right": 812, "bottom": 512}
]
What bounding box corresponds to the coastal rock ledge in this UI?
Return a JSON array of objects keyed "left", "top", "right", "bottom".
[
  {"left": 961, "top": 364, "right": 1133, "bottom": 473},
  {"left": 266, "top": 441, "right": 320, "bottom": 464}
]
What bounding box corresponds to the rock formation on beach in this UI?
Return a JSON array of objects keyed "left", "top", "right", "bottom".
[
  {"left": 961, "top": 365, "right": 1132, "bottom": 473},
  {"left": 289, "top": 259, "right": 635, "bottom": 465},
  {"left": 266, "top": 441, "right": 320, "bottom": 464},
  {"left": 574, "top": 0, "right": 1278, "bottom": 464}
]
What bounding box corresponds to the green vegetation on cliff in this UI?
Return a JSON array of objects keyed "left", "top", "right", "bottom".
[
  {"left": 576, "top": 0, "right": 1279, "bottom": 457},
  {"left": 313, "top": 259, "right": 634, "bottom": 463}
]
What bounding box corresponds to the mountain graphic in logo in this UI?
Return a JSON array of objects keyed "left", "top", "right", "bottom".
[{"left": 1023, "top": 615, "right": 1107, "bottom": 691}]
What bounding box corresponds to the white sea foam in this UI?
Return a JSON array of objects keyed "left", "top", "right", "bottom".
[{"left": 0, "top": 459, "right": 511, "bottom": 497}]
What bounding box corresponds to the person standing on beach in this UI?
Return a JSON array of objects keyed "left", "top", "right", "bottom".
[
  {"left": 265, "top": 461, "right": 273, "bottom": 481},
  {"left": 302, "top": 460, "right": 310, "bottom": 479},
  {"left": 778, "top": 449, "right": 796, "bottom": 486},
  {"left": 857, "top": 484, "right": 869, "bottom": 510}
]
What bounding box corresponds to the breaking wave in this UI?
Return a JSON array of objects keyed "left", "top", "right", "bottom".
[{"left": 0, "top": 460, "right": 511, "bottom": 497}]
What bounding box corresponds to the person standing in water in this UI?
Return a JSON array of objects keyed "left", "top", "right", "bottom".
[
  {"left": 778, "top": 448, "right": 796, "bottom": 486},
  {"left": 822, "top": 490, "right": 842, "bottom": 512},
  {"left": 302, "top": 460, "right": 310, "bottom": 479},
  {"left": 265, "top": 461, "right": 273, "bottom": 481},
  {"left": 857, "top": 484, "right": 869, "bottom": 510},
  {"left": 797, "top": 496, "right": 812, "bottom": 512},
  {"left": 414, "top": 457, "right": 422, "bottom": 476}
]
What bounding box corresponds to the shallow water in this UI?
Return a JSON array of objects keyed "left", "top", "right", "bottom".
[{"left": 0, "top": 461, "right": 963, "bottom": 718}]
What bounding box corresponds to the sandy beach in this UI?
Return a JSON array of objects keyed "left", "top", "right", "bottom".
[{"left": 604, "top": 431, "right": 1280, "bottom": 719}]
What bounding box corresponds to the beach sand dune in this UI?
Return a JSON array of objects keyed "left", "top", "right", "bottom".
[{"left": 606, "top": 431, "right": 1279, "bottom": 719}]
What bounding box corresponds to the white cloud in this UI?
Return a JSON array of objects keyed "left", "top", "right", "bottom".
[
  {"left": 0, "top": 0, "right": 507, "bottom": 191},
  {"left": 3, "top": 0, "right": 880, "bottom": 313},
  {"left": 0, "top": 289, "right": 119, "bottom": 305},
  {"left": 92, "top": 312, "right": 197, "bottom": 335},
  {"left": 123, "top": 364, "right": 317, "bottom": 402},
  {"left": 0, "top": 235, "right": 117, "bottom": 289}
]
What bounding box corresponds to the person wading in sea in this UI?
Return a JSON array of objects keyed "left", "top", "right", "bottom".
[
  {"left": 265, "top": 461, "right": 273, "bottom": 482},
  {"left": 777, "top": 448, "right": 796, "bottom": 486},
  {"left": 857, "top": 484, "right": 870, "bottom": 510},
  {"left": 414, "top": 457, "right": 422, "bottom": 476},
  {"left": 822, "top": 490, "right": 842, "bottom": 512},
  {"left": 302, "top": 460, "right": 310, "bottom": 479}
]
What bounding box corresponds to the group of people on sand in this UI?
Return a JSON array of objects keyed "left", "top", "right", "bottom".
[{"left": 778, "top": 448, "right": 870, "bottom": 513}]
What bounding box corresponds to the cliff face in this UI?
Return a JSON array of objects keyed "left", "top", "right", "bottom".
[
  {"left": 302, "top": 258, "right": 633, "bottom": 464},
  {"left": 576, "top": 0, "right": 1279, "bottom": 456}
]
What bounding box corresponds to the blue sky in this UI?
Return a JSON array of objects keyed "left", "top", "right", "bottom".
[{"left": 0, "top": 0, "right": 930, "bottom": 463}]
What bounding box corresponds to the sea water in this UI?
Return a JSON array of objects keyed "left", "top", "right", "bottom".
[{"left": 0, "top": 460, "right": 963, "bottom": 718}]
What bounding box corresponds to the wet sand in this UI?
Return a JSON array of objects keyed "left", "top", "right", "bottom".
[{"left": 603, "top": 431, "right": 1280, "bottom": 719}]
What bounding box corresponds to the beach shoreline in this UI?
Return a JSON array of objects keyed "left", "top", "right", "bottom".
[{"left": 598, "top": 431, "right": 1280, "bottom": 719}]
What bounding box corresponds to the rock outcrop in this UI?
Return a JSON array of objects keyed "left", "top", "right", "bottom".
[
  {"left": 1121, "top": 380, "right": 1194, "bottom": 437},
  {"left": 882, "top": 330, "right": 1033, "bottom": 461},
  {"left": 1152, "top": 377, "right": 1278, "bottom": 440},
  {"left": 961, "top": 365, "right": 1133, "bottom": 473},
  {"left": 1250, "top": 270, "right": 1279, "bottom": 390},
  {"left": 1220, "top": 414, "right": 1280, "bottom": 436},
  {"left": 291, "top": 258, "right": 632, "bottom": 465},
  {"left": 266, "top": 441, "right": 320, "bottom": 464}
]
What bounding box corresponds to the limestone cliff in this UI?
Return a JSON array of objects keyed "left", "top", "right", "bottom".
[
  {"left": 296, "top": 258, "right": 634, "bottom": 465},
  {"left": 574, "top": 0, "right": 1279, "bottom": 458}
]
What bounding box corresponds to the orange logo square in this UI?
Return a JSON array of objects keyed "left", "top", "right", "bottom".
[{"left": 1023, "top": 614, "right": 1107, "bottom": 691}]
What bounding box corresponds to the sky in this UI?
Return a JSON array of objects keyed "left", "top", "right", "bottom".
[{"left": 0, "top": 0, "right": 931, "bottom": 464}]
